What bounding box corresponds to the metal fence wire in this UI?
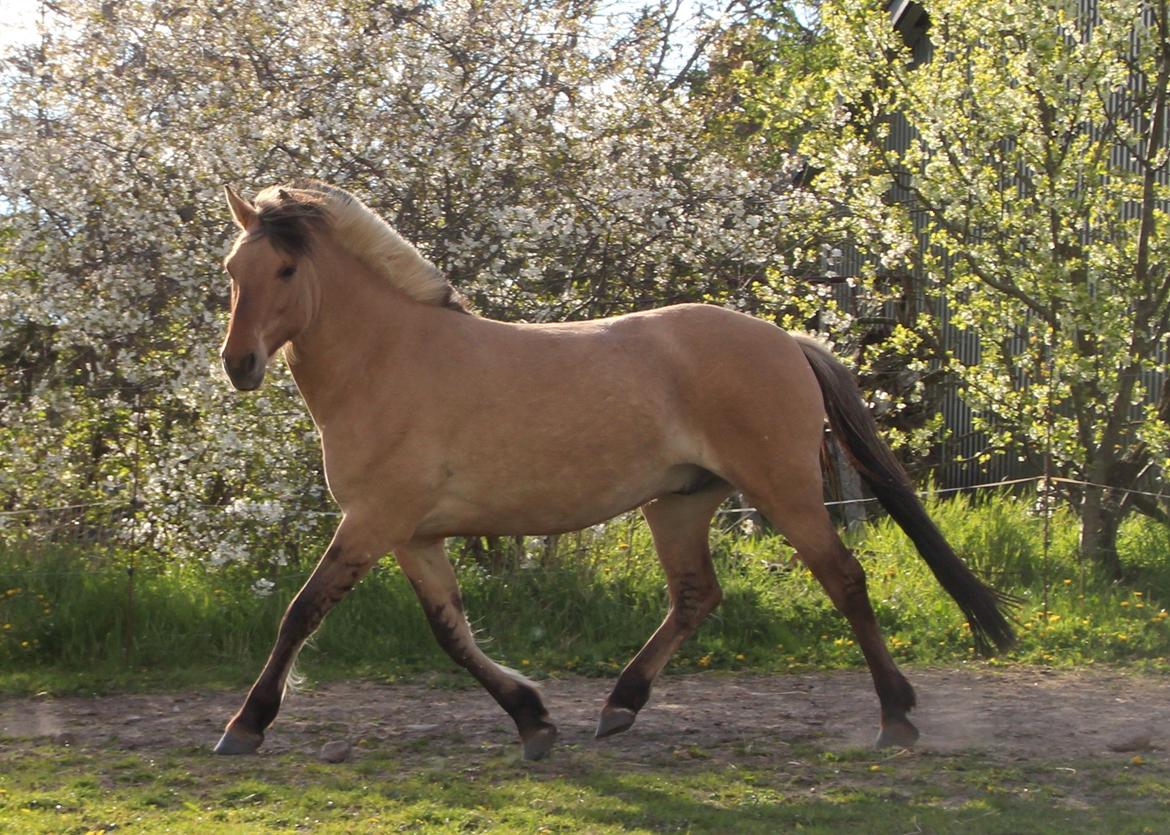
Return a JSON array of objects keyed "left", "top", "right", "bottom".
[{"left": 4, "top": 374, "right": 1168, "bottom": 663}]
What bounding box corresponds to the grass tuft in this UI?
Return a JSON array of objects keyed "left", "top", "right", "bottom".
[{"left": 1, "top": 491, "right": 1168, "bottom": 694}]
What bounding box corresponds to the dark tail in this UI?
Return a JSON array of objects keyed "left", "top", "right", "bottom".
[{"left": 795, "top": 336, "right": 1016, "bottom": 656}]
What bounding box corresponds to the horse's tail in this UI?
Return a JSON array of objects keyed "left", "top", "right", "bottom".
[{"left": 794, "top": 335, "right": 1016, "bottom": 656}]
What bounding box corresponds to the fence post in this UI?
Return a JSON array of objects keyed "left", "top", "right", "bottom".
[{"left": 1041, "top": 322, "right": 1057, "bottom": 622}]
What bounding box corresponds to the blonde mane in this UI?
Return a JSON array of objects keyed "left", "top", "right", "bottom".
[{"left": 252, "top": 180, "right": 468, "bottom": 313}]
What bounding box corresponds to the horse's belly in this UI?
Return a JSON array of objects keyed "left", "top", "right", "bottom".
[{"left": 414, "top": 462, "right": 708, "bottom": 537}]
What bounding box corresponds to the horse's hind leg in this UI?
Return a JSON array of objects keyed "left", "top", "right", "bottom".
[
  {"left": 214, "top": 519, "right": 382, "bottom": 755},
  {"left": 597, "top": 484, "right": 730, "bottom": 739},
  {"left": 394, "top": 538, "right": 558, "bottom": 761},
  {"left": 753, "top": 487, "right": 918, "bottom": 748}
]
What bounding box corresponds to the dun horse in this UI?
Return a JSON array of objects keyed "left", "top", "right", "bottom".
[{"left": 214, "top": 180, "right": 1014, "bottom": 760}]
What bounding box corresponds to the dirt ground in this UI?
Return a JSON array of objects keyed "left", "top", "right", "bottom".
[{"left": 1, "top": 667, "right": 1167, "bottom": 765}]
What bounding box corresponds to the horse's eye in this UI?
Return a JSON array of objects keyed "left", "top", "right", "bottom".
[{"left": 278, "top": 265, "right": 297, "bottom": 280}]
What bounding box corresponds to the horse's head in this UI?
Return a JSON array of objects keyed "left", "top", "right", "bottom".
[{"left": 220, "top": 185, "right": 324, "bottom": 390}]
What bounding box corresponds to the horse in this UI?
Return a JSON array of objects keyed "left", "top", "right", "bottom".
[{"left": 213, "top": 179, "right": 1014, "bottom": 761}]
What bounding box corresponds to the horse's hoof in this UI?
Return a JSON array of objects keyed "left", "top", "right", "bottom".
[
  {"left": 875, "top": 718, "right": 919, "bottom": 749},
  {"left": 213, "top": 727, "right": 263, "bottom": 755},
  {"left": 595, "top": 705, "right": 637, "bottom": 739},
  {"left": 521, "top": 722, "right": 558, "bottom": 761}
]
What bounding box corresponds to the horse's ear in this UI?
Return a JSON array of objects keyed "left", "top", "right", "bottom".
[{"left": 224, "top": 185, "right": 259, "bottom": 230}]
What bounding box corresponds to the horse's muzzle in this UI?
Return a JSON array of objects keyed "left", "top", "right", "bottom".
[{"left": 223, "top": 350, "right": 265, "bottom": 391}]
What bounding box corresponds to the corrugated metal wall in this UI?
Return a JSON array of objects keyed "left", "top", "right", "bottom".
[{"left": 864, "top": 0, "right": 1168, "bottom": 487}]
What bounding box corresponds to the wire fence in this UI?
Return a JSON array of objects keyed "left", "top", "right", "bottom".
[
  {"left": 0, "top": 471, "right": 1140, "bottom": 582},
  {"left": 5, "top": 371, "right": 1169, "bottom": 667}
]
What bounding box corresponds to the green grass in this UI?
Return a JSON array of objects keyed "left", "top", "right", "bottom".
[
  {"left": 1, "top": 491, "right": 1169, "bottom": 695},
  {"left": 3, "top": 493, "right": 1169, "bottom": 832},
  {"left": 1, "top": 737, "right": 1166, "bottom": 833}
]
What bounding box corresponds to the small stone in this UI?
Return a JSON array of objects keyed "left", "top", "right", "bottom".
[
  {"left": 319, "top": 740, "right": 352, "bottom": 763},
  {"left": 1107, "top": 733, "right": 1154, "bottom": 753}
]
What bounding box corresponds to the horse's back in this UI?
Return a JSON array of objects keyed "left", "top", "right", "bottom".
[
  {"left": 617, "top": 303, "right": 825, "bottom": 422},
  {"left": 615, "top": 304, "right": 829, "bottom": 486}
]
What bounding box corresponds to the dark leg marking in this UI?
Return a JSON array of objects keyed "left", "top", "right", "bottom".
[
  {"left": 606, "top": 676, "right": 652, "bottom": 715},
  {"left": 216, "top": 544, "right": 371, "bottom": 755},
  {"left": 598, "top": 568, "right": 721, "bottom": 739},
  {"left": 420, "top": 591, "right": 556, "bottom": 759},
  {"left": 672, "top": 571, "right": 712, "bottom": 628},
  {"left": 603, "top": 571, "right": 706, "bottom": 716},
  {"left": 810, "top": 549, "right": 919, "bottom": 747}
]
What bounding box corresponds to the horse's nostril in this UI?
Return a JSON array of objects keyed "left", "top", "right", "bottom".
[{"left": 223, "top": 351, "right": 261, "bottom": 385}]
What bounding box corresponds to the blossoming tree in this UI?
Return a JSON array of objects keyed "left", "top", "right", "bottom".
[{"left": 0, "top": 0, "right": 819, "bottom": 564}]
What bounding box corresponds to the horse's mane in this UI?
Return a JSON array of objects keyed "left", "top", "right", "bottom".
[{"left": 251, "top": 179, "right": 469, "bottom": 314}]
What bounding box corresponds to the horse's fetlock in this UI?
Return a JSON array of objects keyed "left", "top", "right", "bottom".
[
  {"left": 503, "top": 682, "right": 550, "bottom": 733},
  {"left": 608, "top": 674, "right": 652, "bottom": 713},
  {"left": 238, "top": 691, "right": 282, "bottom": 733}
]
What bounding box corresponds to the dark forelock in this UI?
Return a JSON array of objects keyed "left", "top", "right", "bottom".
[{"left": 250, "top": 186, "right": 330, "bottom": 256}]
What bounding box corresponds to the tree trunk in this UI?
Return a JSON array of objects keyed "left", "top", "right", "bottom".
[{"left": 1079, "top": 485, "right": 1123, "bottom": 581}]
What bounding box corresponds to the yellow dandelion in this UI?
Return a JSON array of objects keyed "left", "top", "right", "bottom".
[
  {"left": 735, "top": 653, "right": 746, "bottom": 661},
  {"left": 697, "top": 655, "right": 712, "bottom": 668},
  {"left": 1121, "top": 601, "right": 1130, "bottom": 608}
]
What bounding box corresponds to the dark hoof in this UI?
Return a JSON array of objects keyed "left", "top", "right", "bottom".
[
  {"left": 521, "top": 722, "right": 558, "bottom": 761},
  {"left": 875, "top": 718, "right": 919, "bottom": 749},
  {"left": 213, "top": 727, "right": 263, "bottom": 755},
  {"left": 595, "top": 705, "right": 637, "bottom": 739}
]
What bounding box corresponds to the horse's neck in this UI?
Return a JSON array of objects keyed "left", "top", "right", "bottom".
[{"left": 285, "top": 245, "right": 426, "bottom": 427}]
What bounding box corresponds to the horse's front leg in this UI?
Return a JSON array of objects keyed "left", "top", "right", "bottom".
[
  {"left": 395, "top": 537, "right": 557, "bottom": 761},
  {"left": 213, "top": 520, "right": 382, "bottom": 755}
]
